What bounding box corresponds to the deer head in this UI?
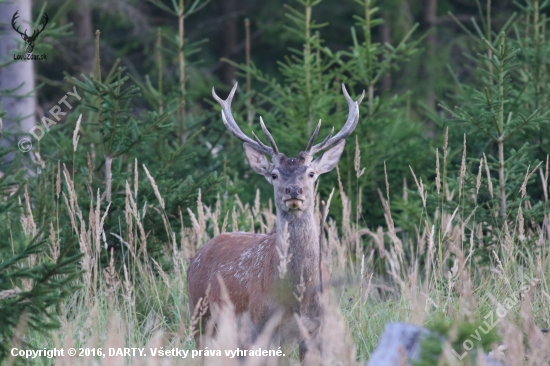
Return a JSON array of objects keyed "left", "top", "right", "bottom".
[
  {"left": 11, "top": 11, "right": 49, "bottom": 54},
  {"left": 212, "top": 83, "right": 364, "bottom": 217}
]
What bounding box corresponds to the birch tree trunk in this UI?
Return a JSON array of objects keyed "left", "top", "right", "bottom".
[{"left": 0, "top": 0, "right": 36, "bottom": 144}]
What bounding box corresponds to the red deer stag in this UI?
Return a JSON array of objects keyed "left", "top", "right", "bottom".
[{"left": 187, "top": 83, "right": 363, "bottom": 360}]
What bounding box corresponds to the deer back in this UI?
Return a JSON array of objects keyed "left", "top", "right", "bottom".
[{"left": 187, "top": 231, "right": 279, "bottom": 320}]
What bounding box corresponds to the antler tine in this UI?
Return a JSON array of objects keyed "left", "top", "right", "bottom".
[
  {"left": 304, "top": 119, "right": 322, "bottom": 154},
  {"left": 38, "top": 13, "right": 49, "bottom": 33},
  {"left": 343, "top": 83, "right": 365, "bottom": 105},
  {"left": 32, "top": 13, "right": 48, "bottom": 37},
  {"left": 11, "top": 11, "right": 17, "bottom": 26},
  {"left": 213, "top": 83, "right": 274, "bottom": 156},
  {"left": 308, "top": 84, "right": 364, "bottom": 156},
  {"left": 259, "top": 117, "right": 279, "bottom": 155},
  {"left": 315, "top": 126, "right": 334, "bottom": 150},
  {"left": 11, "top": 11, "right": 26, "bottom": 37},
  {"left": 251, "top": 131, "right": 267, "bottom": 149}
]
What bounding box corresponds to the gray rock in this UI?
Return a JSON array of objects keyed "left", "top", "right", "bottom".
[{"left": 366, "top": 322, "right": 505, "bottom": 366}]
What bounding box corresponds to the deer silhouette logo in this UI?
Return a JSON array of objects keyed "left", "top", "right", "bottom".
[{"left": 11, "top": 11, "right": 49, "bottom": 54}]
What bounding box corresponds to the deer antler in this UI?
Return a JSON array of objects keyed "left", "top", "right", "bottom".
[
  {"left": 11, "top": 11, "right": 28, "bottom": 39},
  {"left": 30, "top": 13, "right": 49, "bottom": 40},
  {"left": 303, "top": 84, "right": 365, "bottom": 156},
  {"left": 212, "top": 83, "right": 279, "bottom": 156}
]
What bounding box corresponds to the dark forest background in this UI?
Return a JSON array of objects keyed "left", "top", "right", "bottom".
[
  {"left": 1, "top": 1, "right": 549, "bottom": 360},
  {"left": 8, "top": 0, "right": 544, "bottom": 226}
]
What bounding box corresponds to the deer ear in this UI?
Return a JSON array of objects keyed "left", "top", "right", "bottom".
[
  {"left": 243, "top": 143, "right": 273, "bottom": 177},
  {"left": 311, "top": 140, "right": 346, "bottom": 175}
]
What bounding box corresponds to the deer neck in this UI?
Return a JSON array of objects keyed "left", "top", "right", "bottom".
[{"left": 276, "top": 207, "right": 320, "bottom": 286}]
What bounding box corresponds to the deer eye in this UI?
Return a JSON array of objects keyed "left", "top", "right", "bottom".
[
  {"left": 271, "top": 173, "right": 278, "bottom": 180},
  {"left": 309, "top": 172, "right": 315, "bottom": 178}
]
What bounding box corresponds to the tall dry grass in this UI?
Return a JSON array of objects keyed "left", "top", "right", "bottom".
[{"left": 15, "top": 137, "right": 550, "bottom": 366}]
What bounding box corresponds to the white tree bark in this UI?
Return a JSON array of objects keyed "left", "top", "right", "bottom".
[{"left": 0, "top": 0, "right": 36, "bottom": 142}]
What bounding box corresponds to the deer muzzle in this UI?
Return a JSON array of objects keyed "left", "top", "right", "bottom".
[{"left": 284, "top": 186, "right": 304, "bottom": 209}]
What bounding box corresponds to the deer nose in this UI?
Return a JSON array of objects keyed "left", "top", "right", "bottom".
[{"left": 285, "top": 185, "right": 303, "bottom": 198}]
